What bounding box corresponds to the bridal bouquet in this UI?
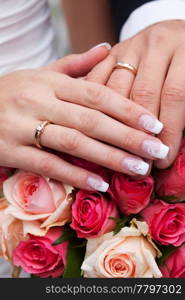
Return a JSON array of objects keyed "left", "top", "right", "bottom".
[{"left": 1, "top": 138, "right": 185, "bottom": 278}]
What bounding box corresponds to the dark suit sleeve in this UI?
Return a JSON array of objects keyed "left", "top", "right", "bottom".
[{"left": 110, "top": 0, "right": 154, "bottom": 40}]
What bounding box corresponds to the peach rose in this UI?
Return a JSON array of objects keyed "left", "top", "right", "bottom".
[
  {"left": 0, "top": 206, "right": 47, "bottom": 260},
  {"left": 0, "top": 207, "right": 24, "bottom": 260},
  {"left": 81, "top": 222, "right": 162, "bottom": 278},
  {"left": 3, "top": 171, "right": 73, "bottom": 233}
]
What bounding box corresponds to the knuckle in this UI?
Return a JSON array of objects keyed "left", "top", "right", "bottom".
[
  {"left": 120, "top": 131, "right": 137, "bottom": 150},
  {"left": 104, "top": 149, "right": 118, "bottom": 170},
  {"left": 120, "top": 100, "right": 133, "bottom": 117},
  {"left": 85, "top": 83, "right": 105, "bottom": 106},
  {"left": 147, "top": 26, "right": 167, "bottom": 46},
  {"left": 131, "top": 83, "right": 156, "bottom": 103},
  {"left": 14, "top": 88, "right": 36, "bottom": 107},
  {"left": 79, "top": 109, "right": 99, "bottom": 133},
  {"left": 162, "top": 84, "right": 185, "bottom": 102},
  {"left": 62, "top": 129, "right": 81, "bottom": 152},
  {"left": 38, "top": 156, "right": 54, "bottom": 175},
  {"left": 162, "top": 126, "right": 178, "bottom": 140}
]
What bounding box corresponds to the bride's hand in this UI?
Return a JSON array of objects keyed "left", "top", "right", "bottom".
[{"left": 0, "top": 46, "right": 168, "bottom": 192}]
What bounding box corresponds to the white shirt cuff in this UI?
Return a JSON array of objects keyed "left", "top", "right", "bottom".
[{"left": 120, "top": 0, "right": 185, "bottom": 41}]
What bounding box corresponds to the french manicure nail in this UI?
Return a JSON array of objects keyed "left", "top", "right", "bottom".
[
  {"left": 122, "top": 157, "right": 149, "bottom": 175},
  {"left": 139, "top": 114, "right": 163, "bottom": 134},
  {"left": 92, "top": 42, "right": 112, "bottom": 51},
  {"left": 142, "top": 140, "right": 169, "bottom": 159},
  {"left": 87, "top": 175, "right": 109, "bottom": 192}
]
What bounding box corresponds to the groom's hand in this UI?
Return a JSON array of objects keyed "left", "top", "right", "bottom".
[{"left": 87, "top": 20, "right": 185, "bottom": 169}]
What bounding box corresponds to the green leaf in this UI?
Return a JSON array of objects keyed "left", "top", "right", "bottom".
[
  {"left": 69, "top": 240, "right": 87, "bottom": 249},
  {"left": 30, "top": 274, "right": 39, "bottom": 278},
  {"left": 159, "top": 195, "right": 178, "bottom": 203},
  {"left": 109, "top": 216, "right": 123, "bottom": 223},
  {"left": 157, "top": 245, "right": 178, "bottom": 265},
  {"left": 53, "top": 234, "right": 70, "bottom": 246},
  {"left": 52, "top": 227, "right": 76, "bottom": 246},
  {"left": 63, "top": 246, "right": 86, "bottom": 278},
  {"left": 110, "top": 215, "right": 132, "bottom": 236}
]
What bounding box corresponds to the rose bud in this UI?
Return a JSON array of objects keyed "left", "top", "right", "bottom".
[
  {"left": 70, "top": 190, "right": 119, "bottom": 238},
  {"left": 110, "top": 173, "right": 154, "bottom": 215},
  {"left": 141, "top": 199, "right": 185, "bottom": 246}
]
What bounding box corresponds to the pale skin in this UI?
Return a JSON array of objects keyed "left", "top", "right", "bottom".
[
  {"left": 0, "top": 45, "right": 168, "bottom": 192},
  {"left": 63, "top": 0, "right": 185, "bottom": 169}
]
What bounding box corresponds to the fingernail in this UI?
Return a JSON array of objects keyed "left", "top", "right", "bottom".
[
  {"left": 92, "top": 42, "right": 111, "bottom": 51},
  {"left": 122, "top": 157, "right": 149, "bottom": 175},
  {"left": 139, "top": 114, "right": 163, "bottom": 134},
  {"left": 142, "top": 140, "right": 169, "bottom": 159},
  {"left": 87, "top": 175, "right": 109, "bottom": 192}
]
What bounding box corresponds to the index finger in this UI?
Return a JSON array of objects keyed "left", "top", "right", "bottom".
[{"left": 45, "top": 73, "right": 164, "bottom": 135}]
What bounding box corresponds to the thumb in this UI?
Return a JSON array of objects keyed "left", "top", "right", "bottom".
[{"left": 44, "top": 42, "right": 111, "bottom": 77}]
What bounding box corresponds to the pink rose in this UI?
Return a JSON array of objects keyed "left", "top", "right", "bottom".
[
  {"left": 3, "top": 171, "right": 73, "bottom": 232},
  {"left": 156, "top": 147, "right": 185, "bottom": 202},
  {"left": 70, "top": 190, "right": 119, "bottom": 238},
  {"left": 13, "top": 227, "right": 68, "bottom": 278},
  {"left": 110, "top": 173, "right": 154, "bottom": 216},
  {"left": 141, "top": 200, "right": 185, "bottom": 246},
  {"left": 160, "top": 244, "right": 185, "bottom": 278}
]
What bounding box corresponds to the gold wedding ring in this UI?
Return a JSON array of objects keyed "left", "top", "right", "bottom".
[
  {"left": 34, "top": 120, "right": 51, "bottom": 149},
  {"left": 114, "top": 61, "right": 137, "bottom": 75}
]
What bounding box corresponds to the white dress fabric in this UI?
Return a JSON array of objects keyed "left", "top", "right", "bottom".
[
  {"left": 0, "top": 0, "right": 57, "bottom": 278},
  {"left": 0, "top": 0, "right": 57, "bottom": 75}
]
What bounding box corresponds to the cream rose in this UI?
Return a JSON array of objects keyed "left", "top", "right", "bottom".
[
  {"left": 3, "top": 171, "right": 73, "bottom": 234},
  {"left": 0, "top": 205, "right": 48, "bottom": 260},
  {"left": 81, "top": 222, "right": 162, "bottom": 278},
  {"left": 0, "top": 206, "right": 24, "bottom": 260}
]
